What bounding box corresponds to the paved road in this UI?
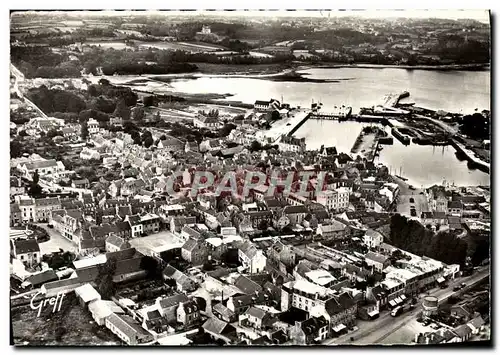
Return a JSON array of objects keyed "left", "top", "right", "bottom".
[
  {"left": 324, "top": 266, "right": 489, "bottom": 345},
  {"left": 36, "top": 223, "right": 77, "bottom": 255}
]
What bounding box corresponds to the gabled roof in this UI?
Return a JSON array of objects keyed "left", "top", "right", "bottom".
[
  {"left": 245, "top": 306, "right": 268, "bottom": 320},
  {"left": 13, "top": 239, "right": 40, "bottom": 254},
  {"left": 127, "top": 214, "right": 141, "bottom": 226},
  {"left": 25, "top": 269, "right": 58, "bottom": 286},
  {"left": 158, "top": 294, "right": 189, "bottom": 309},
  {"left": 448, "top": 200, "right": 463, "bottom": 209},
  {"left": 202, "top": 317, "right": 232, "bottom": 335},
  {"left": 23, "top": 159, "right": 58, "bottom": 170},
  {"left": 453, "top": 324, "right": 472, "bottom": 338},
  {"left": 179, "top": 300, "right": 199, "bottom": 314},
  {"left": 106, "top": 313, "right": 152, "bottom": 339},
  {"left": 370, "top": 285, "right": 387, "bottom": 300},
  {"left": 239, "top": 241, "right": 259, "bottom": 260},
  {"left": 106, "top": 235, "right": 130, "bottom": 250},
  {"left": 283, "top": 205, "right": 309, "bottom": 215},
  {"left": 213, "top": 303, "right": 235, "bottom": 319},
  {"left": 299, "top": 316, "right": 329, "bottom": 336},
  {"left": 365, "top": 251, "right": 389, "bottom": 264},
  {"left": 234, "top": 275, "right": 262, "bottom": 295},
  {"left": 468, "top": 316, "right": 485, "bottom": 329},
  {"left": 75, "top": 283, "right": 101, "bottom": 303},
  {"left": 182, "top": 238, "right": 201, "bottom": 253}
]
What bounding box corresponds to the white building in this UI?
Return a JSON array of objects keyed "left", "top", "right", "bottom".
[
  {"left": 87, "top": 118, "right": 100, "bottom": 135},
  {"left": 316, "top": 187, "right": 350, "bottom": 211},
  {"left": 80, "top": 147, "right": 101, "bottom": 160},
  {"left": 363, "top": 229, "right": 384, "bottom": 249}
]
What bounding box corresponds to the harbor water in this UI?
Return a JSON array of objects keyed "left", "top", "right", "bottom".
[{"left": 167, "top": 67, "right": 490, "bottom": 187}]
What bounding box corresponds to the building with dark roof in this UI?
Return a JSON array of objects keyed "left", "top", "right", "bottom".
[
  {"left": 290, "top": 316, "right": 329, "bottom": 345},
  {"left": 11, "top": 239, "right": 41, "bottom": 268},
  {"left": 176, "top": 300, "right": 201, "bottom": 326},
  {"left": 202, "top": 317, "right": 237, "bottom": 344}
]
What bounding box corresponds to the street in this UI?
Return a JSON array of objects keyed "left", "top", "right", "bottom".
[
  {"left": 36, "top": 223, "right": 77, "bottom": 255},
  {"left": 324, "top": 266, "right": 490, "bottom": 345}
]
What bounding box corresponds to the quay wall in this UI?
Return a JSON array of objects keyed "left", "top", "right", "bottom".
[
  {"left": 449, "top": 139, "right": 490, "bottom": 174},
  {"left": 286, "top": 112, "right": 312, "bottom": 136}
]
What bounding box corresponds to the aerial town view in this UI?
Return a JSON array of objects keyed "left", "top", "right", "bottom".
[{"left": 9, "top": 10, "right": 491, "bottom": 347}]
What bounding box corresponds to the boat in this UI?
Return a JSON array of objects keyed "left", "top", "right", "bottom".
[{"left": 395, "top": 175, "right": 408, "bottom": 181}]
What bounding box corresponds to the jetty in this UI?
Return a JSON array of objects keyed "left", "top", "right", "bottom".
[
  {"left": 309, "top": 106, "right": 353, "bottom": 120},
  {"left": 391, "top": 127, "right": 411, "bottom": 145},
  {"left": 256, "top": 109, "right": 311, "bottom": 143},
  {"left": 382, "top": 90, "right": 410, "bottom": 108}
]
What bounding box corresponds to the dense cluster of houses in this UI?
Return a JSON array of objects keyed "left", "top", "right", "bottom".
[{"left": 9, "top": 102, "right": 490, "bottom": 345}]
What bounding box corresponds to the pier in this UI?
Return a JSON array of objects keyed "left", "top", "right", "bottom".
[
  {"left": 381, "top": 91, "right": 410, "bottom": 108},
  {"left": 256, "top": 109, "right": 311, "bottom": 143},
  {"left": 391, "top": 127, "right": 411, "bottom": 145},
  {"left": 309, "top": 106, "right": 352, "bottom": 120}
]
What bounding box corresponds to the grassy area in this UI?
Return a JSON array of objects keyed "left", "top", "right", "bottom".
[{"left": 11, "top": 293, "right": 120, "bottom": 346}]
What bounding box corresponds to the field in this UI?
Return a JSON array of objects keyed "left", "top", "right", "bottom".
[
  {"left": 84, "top": 41, "right": 132, "bottom": 50},
  {"left": 137, "top": 41, "right": 227, "bottom": 53},
  {"left": 11, "top": 293, "right": 120, "bottom": 346}
]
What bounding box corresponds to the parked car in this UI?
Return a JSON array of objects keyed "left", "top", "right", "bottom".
[
  {"left": 391, "top": 306, "right": 403, "bottom": 317},
  {"left": 460, "top": 282, "right": 467, "bottom": 288},
  {"left": 409, "top": 198, "right": 415, "bottom": 203},
  {"left": 453, "top": 286, "right": 461, "bottom": 292}
]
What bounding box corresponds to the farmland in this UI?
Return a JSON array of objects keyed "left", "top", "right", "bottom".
[{"left": 137, "top": 41, "right": 228, "bottom": 52}]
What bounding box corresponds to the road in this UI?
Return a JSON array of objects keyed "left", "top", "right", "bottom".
[
  {"left": 36, "top": 223, "right": 78, "bottom": 255},
  {"left": 324, "top": 266, "right": 489, "bottom": 345}
]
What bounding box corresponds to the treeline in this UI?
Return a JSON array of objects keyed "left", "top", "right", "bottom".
[
  {"left": 26, "top": 81, "right": 139, "bottom": 125},
  {"left": 458, "top": 113, "right": 490, "bottom": 140},
  {"left": 11, "top": 46, "right": 80, "bottom": 78},
  {"left": 26, "top": 85, "right": 87, "bottom": 113},
  {"left": 101, "top": 62, "right": 198, "bottom": 76},
  {"left": 389, "top": 214, "right": 468, "bottom": 266},
  {"left": 433, "top": 35, "right": 490, "bottom": 64}
]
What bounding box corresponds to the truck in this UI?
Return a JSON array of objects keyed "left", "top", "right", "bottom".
[{"left": 391, "top": 306, "right": 403, "bottom": 317}]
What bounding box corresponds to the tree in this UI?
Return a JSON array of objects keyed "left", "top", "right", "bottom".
[
  {"left": 113, "top": 98, "right": 131, "bottom": 120},
  {"left": 98, "top": 78, "right": 110, "bottom": 86},
  {"left": 46, "top": 129, "right": 63, "bottom": 139},
  {"left": 218, "top": 123, "right": 236, "bottom": 137},
  {"left": 28, "top": 169, "right": 43, "bottom": 197},
  {"left": 80, "top": 121, "right": 89, "bottom": 140},
  {"left": 140, "top": 256, "right": 163, "bottom": 278},
  {"left": 258, "top": 219, "right": 269, "bottom": 231},
  {"left": 10, "top": 140, "right": 23, "bottom": 158},
  {"left": 250, "top": 140, "right": 262, "bottom": 152},
  {"left": 97, "top": 257, "right": 117, "bottom": 299},
  {"left": 143, "top": 96, "right": 155, "bottom": 107},
  {"left": 131, "top": 106, "right": 145, "bottom": 121},
  {"left": 144, "top": 136, "right": 154, "bottom": 148}
]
